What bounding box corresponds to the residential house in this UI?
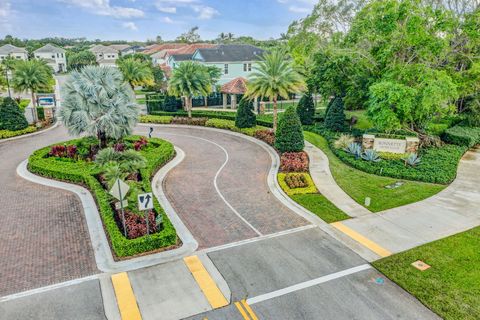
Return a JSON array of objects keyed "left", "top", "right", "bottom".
[
  {"left": 34, "top": 43, "right": 67, "bottom": 73},
  {"left": 0, "top": 44, "right": 28, "bottom": 61},
  {"left": 89, "top": 45, "right": 119, "bottom": 67},
  {"left": 192, "top": 44, "right": 264, "bottom": 84},
  {"left": 143, "top": 43, "right": 186, "bottom": 56},
  {"left": 121, "top": 45, "right": 145, "bottom": 56},
  {"left": 167, "top": 54, "right": 195, "bottom": 69}
]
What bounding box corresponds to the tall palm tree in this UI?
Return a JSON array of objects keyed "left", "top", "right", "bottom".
[
  {"left": 203, "top": 65, "right": 222, "bottom": 107},
  {"left": 246, "top": 49, "right": 304, "bottom": 132},
  {"left": 168, "top": 61, "right": 211, "bottom": 118},
  {"left": 60, "top": 66, "right": 138, "bottom": 148},
  {"left": 11, "top": 60, "right": 52, "bottom": 122},
  {"left": 117, "top": 57, "right": 154, "bottom": 89}
]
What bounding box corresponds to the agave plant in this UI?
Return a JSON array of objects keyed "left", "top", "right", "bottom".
[
  {"left": 334, "top": 134, "right": 354, "bottom": 149},
  {"left": 404, "top": 153, "right": 421, "bottom": 167},
  {"left": 344, "top": 142, "right": 362, "bottom": 159},
  {"left": 361, "top": 149, "right": 381, "bottom": 162}
]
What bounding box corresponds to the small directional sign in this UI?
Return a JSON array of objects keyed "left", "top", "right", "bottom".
[
  {"left": 115, "top": 200, "right": 128, "bottom": 210},
  {"left": 109, "top": 179, "right": 130, "bottom": 201},
  {"left": 138, "top": 193, "right": 154, "bottom": 211}
]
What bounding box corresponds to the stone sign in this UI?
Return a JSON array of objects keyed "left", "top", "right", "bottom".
[
  {"left": 373, "top": 138, "right": 407, "bottom": 153},
  {"left": 363, "top": 134, "right": 420, "bottom": 154}
]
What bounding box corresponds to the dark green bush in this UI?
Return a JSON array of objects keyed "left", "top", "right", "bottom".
[
  {"left": 37, "top": 107, "right": 45, "bottom": 121},
  {"left": 442, "top": 125, "right": 480, "bottom": 148},
  {"left": 306, "top": 124, "right": 467, "bottom": 184},
  {"left": 235, "top": 97, "right": 256, "bottom": 128},
  {"left": 28, "top": 136, "right": 177, "bottom": 257},
  {"left": 0, "top": 97, "right": 29, "bottom": 131},
  {"left": 297, "top": 92, "right": 315, "bottom": 125},
  {"left": 324, "top": 96, "right": 346, "bottom": 131},
  {"left": 275, "top": 106, "right": 305, "bottom": 153}
]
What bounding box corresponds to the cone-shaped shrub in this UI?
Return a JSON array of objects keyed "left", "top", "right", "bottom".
[
  {"left": 324, "top": 96, "right": 345, "bottom": 131},
  {"left": 275, "top": 106, "right": 304, "bottom": 153},
  {"left": 235, "top": 97, "right": 256, "bottom": 128},
  {"left": 296, "top": 92, "right": 315, "bottom": 125},
  {"left": 0, "top": 97, "right": 29, "bottom": 131}
]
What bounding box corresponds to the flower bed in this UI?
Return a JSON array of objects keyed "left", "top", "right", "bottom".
[
  {"left": 305, "top": 124, "right": 467, "bottom": 184},
  {"left": 278, "top": 172, "right": 317, "bottom": 196},
  {"left": 28, "top": 136, "right": 177, "bottom": 258},
  {"left": 280, "top": 152, "right": 309, "bottom": 172}
]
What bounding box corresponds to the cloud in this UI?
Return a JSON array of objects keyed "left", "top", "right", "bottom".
[
  {"left": 288, "top": 5, "right": 310, "bottom": 13},
  {"left": 161, "top": 16, "right": 174, "bottom": 23},
  {"left": 59, "top": 0, "right": 144, "bottom": 19},
  {"left": 122, "top": 21, "right": 138, "bottom": 30},
  {"left": 0, "top": 0, "right": 12, "bottom": 31},
  {"left": 155, "top": 0, "right": 218, "bottom": 20}
]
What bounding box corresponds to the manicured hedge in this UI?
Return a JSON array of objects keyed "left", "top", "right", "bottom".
[
  {"left": 150, "top": 110, "right": 274, "bottom": 128},
  {"left": 28, "top": 136, "right": 177, "bottom": 257},
  {"left": 0, "top": 126, "right": 36, "bottom": 139},
  {"left": 278, "top": 172, "right": 317, "bottom": 196},
  {"left": 443, "top": 125, "right": 480, "bottom": 148},
  {"left": 139, "top": 115, "right": 173, "bottom": 124},
  {"left": 305, "top": 124, "right": 467, "bottom": 184},
  {"left": 205, "top": 118, "right": 266, "bottom": 136}
]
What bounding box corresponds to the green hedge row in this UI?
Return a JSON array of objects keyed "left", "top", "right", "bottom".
[
  {"left": 0, "top": 126, "right": 37, "bottom": 139},
  {"left": 442, "top": 125, "right": 480, "bottom": 148},
  {"left": 28, "top": 136, "right": 177, "bottom": 257},
  {"left": 150, "top": 110, "right": 274, "bottom": 128},
  {"left": 305, "top": 125, "right": 467, "bottom": 184}
]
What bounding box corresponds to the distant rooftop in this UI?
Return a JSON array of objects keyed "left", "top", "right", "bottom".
[
  {"left": 197, "top": 44, "right": 264, "bottom": 63},
  {"left": 34, "top": 43, "right": 65, "bottom": 54},
  {"left": 0, "top": 44, "right": 27, "bottom": 55},
  {"left": 90, "top": 45, "right": 118, "bottom": 54},
  {"left": 170, "top": 53, "right": 194, "bottom": 62}
]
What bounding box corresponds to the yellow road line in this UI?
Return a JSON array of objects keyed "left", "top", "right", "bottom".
[
  {"left": 241, "top": 299, "right": 259, "bottom": 320},
  {"left": 235, "top": 301, "right": 251, "bottom": 320},
  {"left": 331, "top": 222, "right": 392, "bottom": 258},
  {"left": 184, "top": 255, "right": 229, "bottom": 309},
  {"left": 111, "top": 272, "right": 142, "bottom": 320}
]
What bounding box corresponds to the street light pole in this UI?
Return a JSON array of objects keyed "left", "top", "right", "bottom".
[{"left": 4, "top": 67, "right": 11, "bottom": 98}]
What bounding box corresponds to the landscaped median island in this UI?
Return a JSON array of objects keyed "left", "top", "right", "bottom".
[
  {"left": 28, "top": 135, "right": 178, "bottom": 258},
  {"left": 373, "top": 226, "right": 480, "bottom": 320}
]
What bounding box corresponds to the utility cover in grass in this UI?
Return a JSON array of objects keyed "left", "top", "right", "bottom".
[{"left": 275, "top": 106, "right": 304, "bottom": 153}]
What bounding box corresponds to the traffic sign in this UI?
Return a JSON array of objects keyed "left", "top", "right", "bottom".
[
  {"left": 138, "top": 193, "right": 154, "bottom": 211},
  {"left": 115, "top": 200, "right": 128, "bottom": 210},
  {"left": 109, "top": 179, "right": 130, "bottom": 200}
]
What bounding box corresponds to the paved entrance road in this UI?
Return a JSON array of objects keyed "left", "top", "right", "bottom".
[
  {"left": 137, "top": 125, "right": 309, "bottom": 249},
  {"left": 0, "top": 126, "right": 98, "bottom": 297},
  {"left": 186, "top": 228, "right": 440, "bottom": 320}
]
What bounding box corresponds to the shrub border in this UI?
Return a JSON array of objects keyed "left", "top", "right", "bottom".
[{"left": 28, "top": 136, "right": 178, "bottom": 258}]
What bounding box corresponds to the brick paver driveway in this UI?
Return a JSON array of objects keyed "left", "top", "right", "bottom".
[
  {"left": 137, "top": 126, "right": 310, "bottom": 249},
  {"left": 0, "top": 126, "right": 97, "bottom": 297}
]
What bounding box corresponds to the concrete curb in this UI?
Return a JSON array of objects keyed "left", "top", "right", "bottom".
[
  {"left": 16, "top": 147, "right": 198, "bottom": 273},
  {"left": 0, "top": 121, "right": 60, "bottom": 144},
  {"left": 138, "top": 123, "right": 381, "bottom": 261}
]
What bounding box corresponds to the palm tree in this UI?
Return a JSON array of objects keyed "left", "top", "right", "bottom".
[
  {"left": 246, "top": 49, "right": 304, "bottom": 132},
  {"left": 203, "top": 65, "right": 222, "bottom": 107},
  {"left": 11, "top": 60, "right": 52, "bottom": 122},
  {"left": 117, "top": 57, "right": 154, "bottom": 89},
  {"left": 168, "top": 61, "right": 211, "bottom": 118},
  {"left": 60, "top": 66, "right": 138, "bottom": 148}
]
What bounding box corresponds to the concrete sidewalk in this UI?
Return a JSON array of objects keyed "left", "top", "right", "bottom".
[
  {"left": 308, "top": 140, "right": 480, "bottom": 255},
  {"left": 304, "top": 141, "right": 371, "bottom": 218}
]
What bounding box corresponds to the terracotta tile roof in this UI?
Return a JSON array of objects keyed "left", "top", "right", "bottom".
[
  {"left": 159, "top": 63, "right": 172, "bottom": 78},
  {"left": 174, "top": 43, "right": 217, "bottom": 54},
  {"left": 221, "top": 77, "right": 248, "bottom": 94},
  {"left": 143, "top": 43, "right": 187, "bottom": 55}
]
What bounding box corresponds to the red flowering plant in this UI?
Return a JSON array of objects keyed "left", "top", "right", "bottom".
[
  {"left": 49, "top": 145, "right": 78, "bottom": 159},
  {"left": 117, "top": 210, "right": 157, "bottom": 239},
  {"left": 254, "top": 129, "right": 275, "bottom": 146},
  {"left": 280, "top": 152, "right": 309, "bottom": 172},
  {"left": 134, "top": 137, "right": 148, "bottom": 151}
]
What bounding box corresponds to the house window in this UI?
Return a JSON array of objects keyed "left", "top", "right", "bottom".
[
  {"left": 52, "top": 55, "right": 55, "bottom": 59},
  {"left": 224, "top": 64, "right": 229, "bottom": 75},
  {"left": 243, "top": 63, "right": 252, "bottom": 72},
  {"left": 16, "top": 56, "right": 21, "bottom": 59}
]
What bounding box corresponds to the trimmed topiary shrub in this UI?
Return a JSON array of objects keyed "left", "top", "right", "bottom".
[
  {"left": 235, "top": 97, "right": 256, "bottom": 128},
  {"left": 324, "top": 96, "right": 346, "bottom": 131},
  {"left": 275, "top": 106, "right": 305, "bottom": 153},
  {"left": 297, "top": 92, "right": 315, "bottom": 125},
  {"left": 0, "top": 97, "right": 29, "bottom": 131},
  {"left": 442, "top": 125, "right": 480, "bottom": 148}
]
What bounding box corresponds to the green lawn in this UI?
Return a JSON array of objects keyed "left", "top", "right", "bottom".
[
  {"left": 137, "top": 98, "right": 146, "bottom": 105},
  {"left": 345, "top": 110, "right": 373, "bottom": 130},
  {"left": 373, "top": 226, "right": 480, "bottom": 320},
  {"left": 303, "top": 131, "right": 446, "bottom": 212},
  {"left": 291, "top": 194, "right": 350, "bottom": 223}
]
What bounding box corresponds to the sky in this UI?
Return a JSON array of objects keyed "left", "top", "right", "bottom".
[{"left": 0, "top": 0, "right": 315, "bottom": 41}]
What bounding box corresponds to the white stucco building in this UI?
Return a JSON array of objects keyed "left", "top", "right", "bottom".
[
  {"left": 0, "top": 44, "right": 28, "bottom": 61},
  {"left": 34, "top": 43, "right": 67, "bottom": 73},
  {"left": 89, "top": 45, "right": 119, "bottom": 67}
]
